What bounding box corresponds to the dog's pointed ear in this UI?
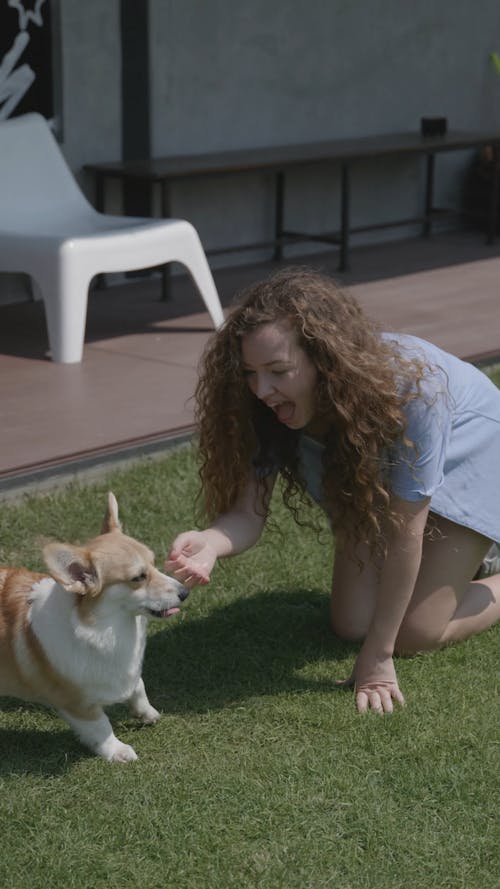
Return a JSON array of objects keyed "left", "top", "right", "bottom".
[
  {"left": 101, "top": 491, "right": 122, "bottom": 535},
  {"left": 42, "top": 542, "right": 101, "bottom": 596}
]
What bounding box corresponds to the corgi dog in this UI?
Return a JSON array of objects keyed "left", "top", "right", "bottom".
[{"left": 0, "top": 492, "right": 188, "bottom": 762}]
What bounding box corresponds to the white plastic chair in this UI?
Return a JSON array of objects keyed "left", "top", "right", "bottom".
[{"left": 0, "top": 113, "right": 225, "bottom": 363}]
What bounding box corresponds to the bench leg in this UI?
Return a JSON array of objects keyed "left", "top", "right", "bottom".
[
  {"left": 487, "top": 143, "right": 499, "bottom": 244},
  {"left": 424, "top": 153, "right": 435, "bottom": 237},
  {"left": 161, "top": 179, "right": 172, "bottom": 299},
  {"left": 161, "top": 264, "right": 172, "bottom": 300}
]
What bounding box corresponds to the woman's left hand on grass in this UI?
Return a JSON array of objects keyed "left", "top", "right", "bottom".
[{"left": 336, "top": 651, "right": 405, "bottom": 714}]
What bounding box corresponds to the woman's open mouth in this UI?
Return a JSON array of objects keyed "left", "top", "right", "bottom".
[{"left": 272, "top": 401, "right": 295, "bottom": 424}]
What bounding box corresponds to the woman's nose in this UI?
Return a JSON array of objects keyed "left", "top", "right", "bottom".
[{"left": 254, "top": 373, "right": 275, "bottom": 400}]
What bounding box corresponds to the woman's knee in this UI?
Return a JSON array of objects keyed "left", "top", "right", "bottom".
[
  {"left": 395, "top": 518, "right": 492, "bottom": 655},
  {"left": 330, "top": 602, "right": 444, "bottom": 652},
  {"left": 394, "top": 613, "right": 444, "bottom": 655},
  {"left": 329, "top": 600, "right": 369, "bottom": 642}
]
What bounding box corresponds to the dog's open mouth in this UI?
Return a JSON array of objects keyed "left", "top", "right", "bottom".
[{"left": 145, "top": 606, "right": 181, "bottom": 619}]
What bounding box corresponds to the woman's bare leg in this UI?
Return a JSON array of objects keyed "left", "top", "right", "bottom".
[
  {"left": 396, "top": 516, "right": 500, "bottom": 653},
  {"left": 330, "top": 517, "right": 500, "bottom": 653}
]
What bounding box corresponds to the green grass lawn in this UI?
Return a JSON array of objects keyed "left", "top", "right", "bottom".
[
  {"left": 486, "top": 363, "right": 500, "bottom": 387},
  {"left": 0, "top": 379, "right": 499, "bottom": 887}
]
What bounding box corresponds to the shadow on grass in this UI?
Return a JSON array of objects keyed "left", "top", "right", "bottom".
[
  {"left": 0, "top": 724, "right": 89, "bottom": 775},
  {"left": 0, "top": 587, "right": 356, "bottom": 775},
  {"left": 143, "top": 586, "right": 356, "bottom": 713}
]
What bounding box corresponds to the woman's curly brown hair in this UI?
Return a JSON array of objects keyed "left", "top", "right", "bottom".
[{"left": 194, "top": 267, "right": 427, "bottom": 554}]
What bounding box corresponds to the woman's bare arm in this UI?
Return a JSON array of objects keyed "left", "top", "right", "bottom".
[
  {"left": 350, "top": 495, "right": 430, "bottom": 712},
  {"left": 165, "top": 471, "right": 276, "bottom": 586}
]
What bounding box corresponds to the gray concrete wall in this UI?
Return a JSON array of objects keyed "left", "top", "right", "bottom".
[
  {"left": 148, "top": 0, "right": 500, "bottom": 263},
  {"left": 150, "top": 0, "right": 500, "bottom": 151},
  {"left": 59, "top": 0, "right": 122, "bottom": 171},
  {"left": 2, "top": 0, "right": 500, "bottom": 302}
]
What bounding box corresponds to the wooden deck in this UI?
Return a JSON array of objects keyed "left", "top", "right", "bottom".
[{"left": 1, "top": 230, "right": 500, "bottom": 496}]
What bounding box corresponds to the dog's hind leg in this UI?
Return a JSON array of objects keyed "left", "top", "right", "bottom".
[
  {"left": 59, "top": 708, "right": 138, "bottom": 762},
  {"left": 127, "top": 676, "right": 160, "bottom": 724}
]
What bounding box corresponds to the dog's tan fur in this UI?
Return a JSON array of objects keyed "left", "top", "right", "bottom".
[{"left": 0, "top": 493, "right": 188, "bottom": 761}]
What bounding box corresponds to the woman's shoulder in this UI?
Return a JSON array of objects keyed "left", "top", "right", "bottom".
[
  {"left": 381, "top": 331, "right": 477, "bottom": 377},
  {"left": 382, "top": 332, "right": 497, "bottom": 400},
  {"left": 381, "top": 331, "right": 446, "bottom": 363}
]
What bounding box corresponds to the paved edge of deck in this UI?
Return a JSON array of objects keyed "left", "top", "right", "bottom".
[
  {"left": 0, "top": 427, "right": 195, "bottom": 502},
  {"left": 1, "top": 353, "right": 498, "bottom": 504}
]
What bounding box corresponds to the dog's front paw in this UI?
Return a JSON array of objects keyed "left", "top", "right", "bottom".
[
  {"left": 137, "top": 704, "right": 160, "bottom": 725},
  {"left": 98, "top": 737, "right": 138, "bottom": 763},
  {"left": 128, "top": 678, "right": 161, "bottom": 725}
]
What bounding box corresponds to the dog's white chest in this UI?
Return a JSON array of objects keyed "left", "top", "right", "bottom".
[
  {"left": 70, "top": 618, "right": 146, "bottom": 703},
  {"left": 29, "top": 581, "right": 147, "bottom": 705}
]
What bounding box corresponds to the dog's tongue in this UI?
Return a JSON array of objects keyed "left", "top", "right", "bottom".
[{"left": 161, "top": 607, "right": 180, "bottom": 618}]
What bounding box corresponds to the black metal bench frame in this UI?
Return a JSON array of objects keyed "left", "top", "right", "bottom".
[{"left": 85, "top": 129, "right": 500, "bottom": 296}]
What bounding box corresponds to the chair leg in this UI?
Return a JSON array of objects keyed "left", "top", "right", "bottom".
[
  {"left": 173, "top": 223, "right": 225, "bottom": 328},
  {"left": 37, "top": 265, "right": 90, "bottom": 363}
]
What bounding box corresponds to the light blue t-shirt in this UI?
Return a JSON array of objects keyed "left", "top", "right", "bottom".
[{"left": 298, "top": 334, "right": 500, "bottom": 543}]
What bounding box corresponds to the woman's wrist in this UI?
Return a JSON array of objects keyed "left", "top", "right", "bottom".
[
  {"left": 203, "top": 528, "right": 233, "bottom": 559},
  {"left": 360, "top": 630, "right": 395, "bottom": 660}
]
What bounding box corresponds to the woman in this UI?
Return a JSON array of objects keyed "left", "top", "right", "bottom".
[{"left": 166, "top": 267, "right": 500, "bottom": 713}]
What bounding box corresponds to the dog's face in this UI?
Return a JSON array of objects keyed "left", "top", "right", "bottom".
[{"left": 42, "top": 493, "right": 188, "bottom": 619}]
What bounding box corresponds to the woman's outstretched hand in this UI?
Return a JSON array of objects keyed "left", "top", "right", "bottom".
[
  {"left": 336, "top": 651, "right": 405, "bottom": 714},
  {"left": 165, "top": 531, "right": 218, "bottom": 588}
]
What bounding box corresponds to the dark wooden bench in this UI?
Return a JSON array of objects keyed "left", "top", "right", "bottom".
[{"left": 85, "top": 129, "right": 500, "bottom": 290}]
